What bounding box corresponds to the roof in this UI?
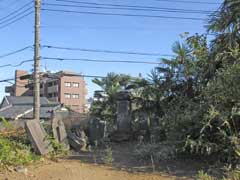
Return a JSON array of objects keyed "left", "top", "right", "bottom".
[
  {"left": 0, "top": 106, "right": 32, "bottom": 119},
  {"left": 0, "top": 106, "right": 58, "bottom": 119},
  {"left": 23, "top": 106, "right": 59, "bottom": 119},
  {"left": 46, "top": 71, "right": 84, "bottom": 78},
  {"left": 5, "top": 96, "right": 50, "bottom": 106},
  {"left": 0, "top": 96, "right": 61, "bottom": 120}
]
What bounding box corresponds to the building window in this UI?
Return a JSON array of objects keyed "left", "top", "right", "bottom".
[
  {"left": 48, "top": 93, "right": 53, "bottom": 98},
  {"left": 72, "top": 94, "right": 79, "bottom": 99},
  {"left": 53, "top": 81, "right": 58, "bottom": 86},
  {"left": 53, "top": 92, "right": 58, "bottom": 97},
  {"left": 73, "top": 82, "right": 79, "bottom": 88},
  {"left": 65, "top": 82, "right": 71, "bottom": 87},
  {"left": 48, "top": 82, "right": 53, "bottom": 87},
  {"left": 64, "top": 93, "right": 71, "bottom": 99}
]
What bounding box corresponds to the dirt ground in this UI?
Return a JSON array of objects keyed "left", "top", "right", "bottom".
[
  {"left": 0, "top": 160, "right": 177, "bottom": 180},
  {"left": 0, "top": 142, "right": 203, "bottom": 180}
]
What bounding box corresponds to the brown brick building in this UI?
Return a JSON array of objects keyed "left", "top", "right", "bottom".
[{"left": 5, "top": 70, "right": 87, "bottom": 113}]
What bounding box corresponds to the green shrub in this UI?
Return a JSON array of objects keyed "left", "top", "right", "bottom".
[
  {"left": 46, "top": 136, "right": 68, "bottom": 159},
  {"left": 196, "top": 169, "right": 240, "bottom": 180},
  {"left": 0, "top": 117, "right": 12, "bottom": 130},
  {"left": 196, "top": 171, "right": 215, "bottom": 180},
  {"left": 223, "top": 169, "right": 240, "bottom": 180},
  {"left": 0, "top": 137, "right": 39, "bottom": 167},
  {"left": 103, "top": 146, "right": 113, "bottom": 165},
  {"left": 134, "top": 143, "right": 176, "bottom": 162}
]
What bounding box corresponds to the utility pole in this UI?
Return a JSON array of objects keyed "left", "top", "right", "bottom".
[{"left": 33, "top": 0, "right": 40, "bottom": 121}]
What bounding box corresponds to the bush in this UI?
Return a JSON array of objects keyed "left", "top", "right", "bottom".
[
  {"left": 103, "top": 146, "right": 113, "bottom": 165},
  {"left": 196, "top": 171, "right": 215, "bottom": 180},
  {"left": 196, "top": 169, "right": 240, "bottom": 180},
  {"left": 223, "top": 169, "right": 240, "bottom": 180},
  {"left": 46, "top": 136, "right": 68, "bottom": 160},
  {"left": 134, "top": 143, "right": 176, "bottom": 162},
  {"left": 0, "top": 137, "right": 39, "bottom": 167}
]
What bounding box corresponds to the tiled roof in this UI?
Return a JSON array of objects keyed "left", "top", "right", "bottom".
[
  {"left": 21, "top": 106, "right": 57, "bottom": 119},
  {"left": 5, "top": 96, "right": 49, "bottom": 105},
  {"left": 0, "top": 96, "right": 61, "bottom": 120},
  {"left": 0, "top": 106, "right": 32, "bottom": 119},
  {"left": 0, "top": 105, "right": 60, "bottom": 119}
]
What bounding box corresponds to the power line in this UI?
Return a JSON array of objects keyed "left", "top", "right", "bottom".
[
  {"left": 46, "top": 74, "right": 106, "bottom": 79},
  {"left": 41, "top": 45, "right": 174, "bottom": 57},
  {"left": 0, "top": 55, "right": 162, "bottom": 70},
  {"left": 0, "top": 74, "right": 106, "bottom": 84},
  {"left": 0, "top": 78, "right": 15, "bottom": 83},
  {"left": 154, "top": 0, "right": 221, "bottom": 5},
  {"left": 41, "top": 25, "right": 215, "bottom": 34},
  {"left": 54, "top": 0, "right": 214, "bottom": 13},
  {"left": 39, "top": 25, "right": 193, "bottom": 30},
  {"left": 0, "top": 46, "right": 33, "bottom": 59},
  {"left": 41, "top": 8, "right": 205, "bottom": 21},
  {"left": 5, "top": 80, "right": 27, "bottom": 88},
  {"left": 0, "top": 7, "right": 33, "bottom": 25},
  {"left": 42, "top": 2, "right": 212, "bottom": 15},
  {"left": 41, "top": 57, "right": 162, "bottom": 65},
  {"left": 0, "top": 59, "right": 34, "bottom": 68},
  {"left": 0, "top": 0, "right": 33, "bottom": 22},
  {"left": 0, "top": 10, "right": 34, "bottom": 29}
]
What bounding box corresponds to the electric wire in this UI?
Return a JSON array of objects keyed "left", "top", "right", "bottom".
[
  {"left": 0, "top": 46, "right": 33, "bottom": 59},
  {"left": 41, "top": 56, "right": 162, "bottom": 65},
  {"left": 54, "top": 0, "right": 215, "bottom": 13},
  {"left": 41, "top": 45, "right": 174, "bottom": 57},
  {"left": 0, "top": 74, "right": 106, "bottom": 84},
  {"left": 0, "top": 59, "right": 34, "bottom": 68},
  {"left": 154, "top": 0, "right": 220, "bottom": 5},
  {"left": 0, "top": 10, "right": 34, "bottom": 29},
  {"left": 0, "top": 0, "right": 33, "bottom": 22},
  {"left": 0, "top": 7, "right": 33, "bottom": 25},
  {"left": 42, "top": 2, "right": 213, "bottom": 15},
  {"left": 41, "top": 8, "right": 205, "bottom": 21}
]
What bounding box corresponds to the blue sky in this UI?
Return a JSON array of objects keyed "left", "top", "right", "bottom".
[{"left": 0, "top": 0, "right": 222, "bottom": 99}]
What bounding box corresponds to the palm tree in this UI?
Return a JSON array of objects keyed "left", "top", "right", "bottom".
[
  {"left": 91, "top": 73, "right": 133, "bottom": 125},
  {"left": 208, "top": 0, "right": 240, "bottom": 49}
]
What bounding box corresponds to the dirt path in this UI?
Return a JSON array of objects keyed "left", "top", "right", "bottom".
[
  {"left": 0, "top": 142, "right": 200, "bottom": 180},
  {"left": 0, "top": 160, "right": 176, "bottom": 180}
]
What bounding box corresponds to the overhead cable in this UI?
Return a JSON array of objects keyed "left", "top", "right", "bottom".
[
  {"left": 0, "top": 59, "right": 34, "bottom": 68},
  {"left": 0, "top": 0, "right": 33, "bottom": 22},
  {"left": 0, "top": 45, "right": 33, "bottom": 59},
  {"left": 154, "top": 0, "right": 220, "bottom": 5},
  {"left": 54, "top": 0, "right": 215, "bottom": 13},
  {"left": 0, "top": 7, "right": 33, "bottom": 25},
  {"left": 41, "top": 8, "right": 205, "bottom": 21},
  {"left": 0, "top": 11, "right": 34, "bottom": 29},
  {"left": 0, "top": 74, "right": 106, "bottom": 84},
  {"left": 42, "top": 2, "right": 212, "bottom": 15},
  {"left": 41, "top": 56, "right": 162, "bottom": 65},
  {"left": 41, "top": 45, "right": 174, "bottom": 57}
]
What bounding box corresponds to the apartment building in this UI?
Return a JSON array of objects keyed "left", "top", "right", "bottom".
[{"left": 5, "top": 70, "right": 87, "bottom": 113}]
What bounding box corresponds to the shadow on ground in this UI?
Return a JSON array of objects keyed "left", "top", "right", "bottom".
[{"left": 67, "top": 142, "right": 209, "bottom": 179}]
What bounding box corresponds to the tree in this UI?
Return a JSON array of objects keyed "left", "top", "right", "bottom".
[{"left": 91, "top": 73, "right": 132, "bottom": 127}]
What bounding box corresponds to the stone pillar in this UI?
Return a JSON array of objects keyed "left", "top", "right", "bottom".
[
  {"left": 116, "top": 90, "right": 131, "bottom": 132},
  {"left": 25, "top": 120, "right": 51, "bottom": 155},
  {"left": 88, "top": 118, "right": 106, "bottom": 145},
  {"left": 52, "top": 116, "right": 69, "bottom": 150}
]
